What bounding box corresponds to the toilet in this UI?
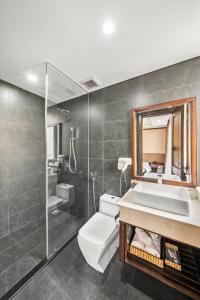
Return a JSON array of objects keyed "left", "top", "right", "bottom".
[{"left": 78, "top": 194, "right": 121, "bottom": 273}]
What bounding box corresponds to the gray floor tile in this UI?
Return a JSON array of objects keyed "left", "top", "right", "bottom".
[
  {"left": 13, "top": 237, "right": 192, "bottom": 300},
  {"left": 127, "top": 286, "right": 153, "bottom": 300}
]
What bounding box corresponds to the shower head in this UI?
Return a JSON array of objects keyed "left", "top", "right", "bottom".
[{"left": 57, "top": 107, "right": 71, "bottom": 119}]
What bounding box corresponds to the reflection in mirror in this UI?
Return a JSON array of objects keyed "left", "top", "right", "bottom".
[
  {"left": 132, "top": 98, "right": 197, "bottom": 187},
  {"left": 47, "top": 123, "right": 62, "bottom": 160}
]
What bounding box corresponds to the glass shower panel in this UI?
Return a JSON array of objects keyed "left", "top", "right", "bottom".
[
  {"left": 46, "top": 63, "right": 89, "bottom": 257},
  {"left": 0, "top": 64, "right": 46, "bottom": 297}
]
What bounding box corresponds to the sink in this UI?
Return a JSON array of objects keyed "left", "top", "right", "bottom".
[{"left": 133, "top": 181, "right": 190, "bottom": 216}]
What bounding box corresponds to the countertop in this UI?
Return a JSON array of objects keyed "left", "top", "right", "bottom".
[{"left": 118, "top": 187, "right": 200, "bottom": 228}]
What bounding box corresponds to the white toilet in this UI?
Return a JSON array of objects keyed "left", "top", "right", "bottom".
[{"left": 78, "top": 194, "right": 121, "bottom": 273}]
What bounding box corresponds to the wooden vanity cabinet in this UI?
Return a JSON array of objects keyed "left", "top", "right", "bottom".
[{"left": 119, "top": 221, "right": 200, "bottom": 300}]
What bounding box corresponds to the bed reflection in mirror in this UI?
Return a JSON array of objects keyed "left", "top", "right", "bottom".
[{"left": 132, "top": 98, "right": 197, "bottom": 186}]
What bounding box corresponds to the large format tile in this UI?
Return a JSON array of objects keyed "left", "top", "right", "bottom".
[
  {"left": 0, "top": 79, "right": 45, "bottom": 298},
  {"left": 104, "top": 140, "right": 131, "bottom": 159},
  {"left": 104, "top": 159, "right": 121, "bottom": 179},
  {"left": 14, "top": 270, "right": 59, "bottom": 300},
  {"left": 104, "top": 120, "right": 130, "bottom": 141},
  {"left": 89, "top": 124, "right": 103, "bottom": 141},
  {"left": 9, "top": 202, "right": 45, "bottom": 233},
  {"left": 104, "top": 177, "right": 121, "bottom": 197},
  {"left": 0, "top": 255, "right": 39, "bottom": 298},
  {"left": 104, "top": 100, "right": 131, "bottom": 122},
  {"left": 89, "top": 103, "right": 104, "bottom": 124},
  {"left": 0, "top": 217, "right": 8, "bottom": 239},
  {"left": 89, "top": 159, "right": 103, "bottom": 177},
  {"left": 89, "top": 141, "right": 103, "bottom": 159},
  {"left": 90, "top": 89, "right": 105, "bottom": 106},
  {"left": 9, "top": 188, "right": 45, "bottom": 215},
  {"left": 104, "top": 81, "right": 129, "bottom": 105},
  {"left": 13, "top": 236, "right": 190, "bottom": 300},
  {"left": 131, "top": 269, "right": 191, "bottom": 300}
]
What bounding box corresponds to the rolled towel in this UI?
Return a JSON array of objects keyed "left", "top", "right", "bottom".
[
  {"left": 131, "top": 239, "right": 145, "bottom": 250},
  {"left": 145, "top": 240, "right": 160, "bottom": 258}
]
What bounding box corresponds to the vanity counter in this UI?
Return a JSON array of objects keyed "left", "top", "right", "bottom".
[{"left": 119, "top": 188, "right": 200, "bottom": 248}]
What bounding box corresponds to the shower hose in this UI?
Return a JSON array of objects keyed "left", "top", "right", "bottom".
[{"left": 69, "top": 136, "right": 77, "bottom": 174}]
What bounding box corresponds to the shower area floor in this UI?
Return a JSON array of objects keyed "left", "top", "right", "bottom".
[
  {"left": 0, "top": 221, "right": 46, "bottom": 298},
  {"left": 48, "top": 209, "right": 86, "bottom": 255}
]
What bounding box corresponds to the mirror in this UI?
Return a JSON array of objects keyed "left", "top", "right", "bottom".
[
  {"left": 132, "top": 97, "right": 197, "bottom": 187},
  {"left": 47, "top": 123, "right": 62, "bottom": 160}
]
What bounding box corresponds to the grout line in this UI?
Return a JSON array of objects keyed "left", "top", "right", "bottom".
[
  {"left": 87, "top": 93, "right": 90, "bottom": 219},
  {"left": 102, "top": 80, "right": 200, "bottom": 106},
  {"left": 102, "top": 91, "right": 105, "bottom": 194},
  {"left": 8, "top": 201, "right": 45, "bottom": 218}
]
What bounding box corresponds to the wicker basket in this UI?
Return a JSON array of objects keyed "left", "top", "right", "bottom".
[{"left": 127, "top": 244, "right": 164, "bottom": 269}]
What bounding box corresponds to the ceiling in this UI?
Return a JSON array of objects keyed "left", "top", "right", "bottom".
[
  {"left": 0, "top": 0, "right": 200, "bottom": 104},
  {"left": 143, "top": 115, "right": 171, "bottom": 129}
]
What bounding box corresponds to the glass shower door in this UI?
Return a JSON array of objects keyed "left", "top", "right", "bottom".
[{"left": 46, "top": 63, "right": 89, "bottom": 257}]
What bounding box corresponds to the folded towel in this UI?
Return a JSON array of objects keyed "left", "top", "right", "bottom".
[
  {"left": 145, "top": 240, "right": 160, "bottom": 258},
  {"left": 131, "top": 227, "right": 150, "bottom": 250},
  {"left": 135, "top": 228, "right": 152, "bottom": 245},
  {"left": 148, "top": 232, "right": 161, "bottom": 248},
  {"left": 145, "top": 245, "right": 160, "bottom": 258},
  {"left": 131, "top": 239, "right": 144, "bottom": 250}
]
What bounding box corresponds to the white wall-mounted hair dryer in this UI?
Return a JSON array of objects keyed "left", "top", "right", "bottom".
[
  {"left": 118, "top": 157, "right": 132, "bottom": 173},
  {"left": 118, "top": 158, "right": 132, "bottom": 196}
]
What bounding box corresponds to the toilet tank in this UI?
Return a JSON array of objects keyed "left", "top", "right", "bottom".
[
  {"left": 56, "top": 183, "right": 74, "bottom": 204},
  {"left": 99, "top": 194, "right": 121, "bottom": 217}
]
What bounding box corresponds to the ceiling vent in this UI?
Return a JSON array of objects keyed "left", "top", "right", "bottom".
[{"left": 80, "top": 76, "right": 101, "bottom": 90}]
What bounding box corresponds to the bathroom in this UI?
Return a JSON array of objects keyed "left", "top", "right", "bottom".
[{"left": 0, "top": 1, "right": 200, "bottom": 300}]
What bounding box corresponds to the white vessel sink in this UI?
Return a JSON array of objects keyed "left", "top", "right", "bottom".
[{"left": 133, "top": 182, "right": 190, "bottom": 216}]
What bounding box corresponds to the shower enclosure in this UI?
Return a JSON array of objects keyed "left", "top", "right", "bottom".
[
  {"left": 0, "top": 62, "right": 90, "bottom": 298},
  {"left": 46, "top": 63, "right": 89, "bottom": 257}
]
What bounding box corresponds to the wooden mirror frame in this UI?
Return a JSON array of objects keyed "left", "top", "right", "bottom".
[{"left": 131, "top": 97, "right": 197, "bottom": 187}]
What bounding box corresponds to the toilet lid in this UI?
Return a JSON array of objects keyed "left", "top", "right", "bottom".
[{"left": 79, "top": 212, "right": 118, "bottom": 247}]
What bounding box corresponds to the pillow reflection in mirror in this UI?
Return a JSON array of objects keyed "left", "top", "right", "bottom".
[{"left": 143, "top": 162, "right": 152, "bottom": 174}]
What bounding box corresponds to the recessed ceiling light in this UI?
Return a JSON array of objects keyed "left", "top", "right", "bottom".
[
  {"left": 27, "top": 73, "right": 38, "bottom": 83},
  {"left": 103, "top": 21, "right": 115, "bottom": 35}
]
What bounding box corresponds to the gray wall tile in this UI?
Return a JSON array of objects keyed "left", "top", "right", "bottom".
[
  {"left": 104, "top": 140, "right": 131, "bottom": 159},
  {"left": 89, "top": 57, "right": 200, "bottom": 201},
  {"left": 104, "top": 100, "right": 131, "bottom": 122},
  {"left": 89, "top": 159, "right": 103, "bottom": 177},
  {"left": 89, "top": 103, "right": 104, "bottom": 124},
  {"left": 89, "top": 124, "right": 103, "bottom": 141},
  {"left": 104, "top": 120, "right": 130, "bottom": 141},
  {"left": 0, "top": 79, "right": 46, "bottom": 297},
  {"left": 89, "top": 141, "right": 103, "bottom": 159}
]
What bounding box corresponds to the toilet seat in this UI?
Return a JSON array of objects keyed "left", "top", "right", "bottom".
[{"left": 78, "top": 212, "right": 119, "bottom": 273}]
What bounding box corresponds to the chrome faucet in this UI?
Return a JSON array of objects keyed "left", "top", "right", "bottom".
[{"left": 157, "top": 173, "right": 163, "bottom": 184}]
